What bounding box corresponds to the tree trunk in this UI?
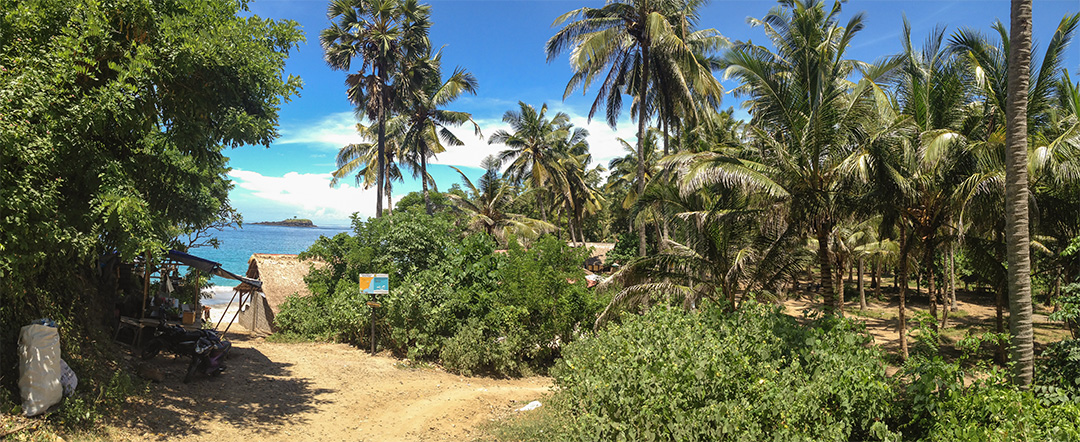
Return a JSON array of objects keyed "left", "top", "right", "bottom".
[
  {"left": 899, "top": 226, "right": 909, "bottom": 361},
  {"left": 926, "top": 245, "right": 938, "bottom": 326},
  {"left": 858, "top": 257, "right": 866, "bottom": 310},
  {"left": 1006, "top": 0, "right": 1034, "bottom": 389},
  {"left": 538, "top": 187, "right": 548, "bottom": 224},
  {"left": 950, "top": 246, "right": 958, "bottom": 311},
  {"left": 817, "top": 227, "right": 836, "bottom": 313},
  {"left": 636, "top": 44, "right": 651, "bottom": 258},
  {"left": 421, "top": 151, "right": 433, "bottom": 215},
  {"left": 376, "top": 64, "right": 386, "bottom": 218},
  {"left": 996, "top": 285, "right": 1007, "bottom": 365},
  {"left": 874, "top": 258, "right": 882, "bottom": 300}
]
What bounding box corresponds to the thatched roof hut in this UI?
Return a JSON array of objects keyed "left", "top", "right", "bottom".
[
  {"left": 233, "top": 254, "right": 325, "bottom": 335},
  {"left": 576, "top": 242, "right": 615, "bottom": 273},
  {"left": 245, "top": 253, "right": 326, "bottom": 315}
]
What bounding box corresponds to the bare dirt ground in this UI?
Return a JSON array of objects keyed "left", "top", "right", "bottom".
[
  {"left": 782, "top": 283, "right": 1070, "bottom": 357},
  {"left": 101, "top": 331, "right": 550, "bottom": 442},
  {"left": 10, "top": 280, "right": 1070, "bottom": 441}
]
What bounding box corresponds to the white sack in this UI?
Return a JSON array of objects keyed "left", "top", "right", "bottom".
[{"left": 18, "top": 324, "right": 62, "bottom": 417}]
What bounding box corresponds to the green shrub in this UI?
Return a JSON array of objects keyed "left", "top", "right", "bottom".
[
  {"left": 542, "top": 304, "right": 896, "bottom": 441},
  {"left": 900, "top": 357, "right": 1080, "bottom": 441},
  {"left": 1035, "top": 338, "right": 1080, "bottom": 404},
  {"left": 276, "top": 210, "right": 601, "bottom": 377}
]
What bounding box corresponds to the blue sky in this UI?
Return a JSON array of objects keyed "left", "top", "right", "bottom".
[{"left": 227, "top": 0, "right": 1079, "bottom": 227}]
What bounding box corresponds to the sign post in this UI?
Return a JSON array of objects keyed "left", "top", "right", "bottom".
[{"left": 359, "top": 273, "right": 389, "bottom": 354}]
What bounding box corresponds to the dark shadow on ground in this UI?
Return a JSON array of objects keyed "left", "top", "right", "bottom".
[{"left": 112, "top": 339, "right": 334, "bottom": 440}]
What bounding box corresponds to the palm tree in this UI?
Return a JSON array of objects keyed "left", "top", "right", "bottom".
[
  {"left": 489, "top": 102, "right": 574, "bottom": 224},
  {"left": 446, "top": 157, "right": 555, "bottom": 246},
  {"left": 397, "top": 50, "right": 482, "bottom": 215},
  {"left": 949, "top": 12, "right": 1079, "bottom": 385},
  {"left": 1004, "top": 0, "right": 1034, "bottom": 389},
  {"left": 329, "top": 120, "right": 406, "bottom": 205},
  {"left": 547, "top": 0, "right": 724, "bottom": 256},
  {"left": 598, "top": 161, "right": 808, "bottom": 327},
  {"left": 723, "top": 0, "right": 875, "bottom": 313},
  {"left": 321, "top": 0, "right": 431, "bottom": 218}
]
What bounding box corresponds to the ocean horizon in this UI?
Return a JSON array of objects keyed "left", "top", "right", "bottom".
[{"left": 192, "top": 223, "right": 351, "bottom": 305}]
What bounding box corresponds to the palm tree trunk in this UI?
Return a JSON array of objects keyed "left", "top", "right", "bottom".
[
  {"left": 858, "top": 257, "right": 866, "bottom": 310},
  {"left": 950, "top": 246, "right": 958, "bottom": 311},
  {"left": 538, "top": 189, "right": 548, "bottom": 223},
  {"left": 375, "top": 65, "right": 387, "bottom": 219},
  {"left": 636, "top": 43, "right": 651, "bottom": 258},
  {"left": 899, "top": 226, "right": 910, "bottom": 361},
  {"left": 421, "top": 151, "right": 433, "bottom": 215},
  {"left": 926, "top": 245, "right": 938, "bottom": 325},
  {"left": 1006, "top": 0, "right": 1034, "bottom": 389},
  {"left": 874, "top": 258, "right": 882, "bottom": 300},
  {"left": 817, "top": 227, "right": 836, "bottom": 313}
]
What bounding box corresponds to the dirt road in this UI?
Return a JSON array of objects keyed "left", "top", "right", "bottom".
[{"left": 106, "top": 333, "right": 551, "bottom": 442}]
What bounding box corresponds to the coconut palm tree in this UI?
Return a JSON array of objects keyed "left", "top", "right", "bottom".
[
  {"left": 547, "top": 0, "right": 725, "bottom": 256},
  {"left": 489, "top": 102, "right": 574, "bottom": 224},
  {"left": 723, "top": 0, "right": 876, "bottom": 313},
  {"left": 446, "top": 157, "right": 555, "bottom": 246},
  {"left": 1004, "top": 0, "right": 1035, "bottom": 389},
  {"left": 397, "top": 50, "right": 482, "bottom": 215},
  {"left": 949, "top": 13, "right": 1079, "bottom": 385},
  {"left": 329, "top": 121, "right": 407, "bottom": 205},
  {"left": 321, "top": 0, "right": 431, "bottom": 217},
  {"left": 597, "top": 163, "right": 808, "bottom": 327}
]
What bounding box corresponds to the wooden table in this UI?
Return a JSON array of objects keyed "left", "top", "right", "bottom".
[{"left": 114, "top": 316, "right": 202, "bottom": 347}]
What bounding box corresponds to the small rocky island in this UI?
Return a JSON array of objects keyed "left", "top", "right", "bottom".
[{"left": 252, "top": 218, "right": 317, "bottom": 228}]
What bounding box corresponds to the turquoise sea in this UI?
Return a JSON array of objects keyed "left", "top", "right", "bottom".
[{"left": 193, "top": 224, "right": 351, "bottom": 304}]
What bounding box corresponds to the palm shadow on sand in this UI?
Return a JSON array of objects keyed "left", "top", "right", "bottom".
[{"left": 116, "top": 341, "right": 334, "bottom": 440}]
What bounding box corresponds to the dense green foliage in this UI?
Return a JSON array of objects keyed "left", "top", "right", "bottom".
[
  {"left": 492, "top": 305, "right": 1080, "bottom": 441},
  {"left": 899, "top": 357, "right": 1080, "bottom": 441},
  {"left": 274, "top": 208, "right": 602, "bottom": 376},
  {"left": 0, "top": 0, "right": 301, "bottom": 419},
  {"left": 546, "top": 305, "right": 896, "bottom": 441}
]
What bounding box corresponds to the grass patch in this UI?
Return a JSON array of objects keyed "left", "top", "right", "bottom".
[
  {"left": 849, "top": 309, "right": 889, "bottom": 320},
  {"left": 474, "top": 396, "right": 570, "bottom": 442},
  {"left": 393, "top": 360, "right": 438, "bottom": 371},
  {"left": 264, "top": 332, "right": 316, "bottom": 343}
]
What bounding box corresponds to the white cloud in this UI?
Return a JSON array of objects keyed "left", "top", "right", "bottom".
[
  {"left": 276, "top": 111, "right": 363, "bottom": 150},
  {"left": 279, "top": 106, "right": 638, "bottom": 171},
  {"left": 229, "top": 169, "right": 379, "bottom": 222},
  {"left": 433, "top": 107, "right": 637, "bottom": 171}
]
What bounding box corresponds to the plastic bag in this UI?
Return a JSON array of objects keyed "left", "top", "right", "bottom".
[
  {"left": 18, "top": 323, "right": 63, "bottom": 417},
  {"left": 59, "top": 359, "right": 78, "bottom": 397}
]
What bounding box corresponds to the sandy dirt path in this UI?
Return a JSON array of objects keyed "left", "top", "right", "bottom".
[{"left": 106, "top": 331, "right": 551, "bottom": 442}]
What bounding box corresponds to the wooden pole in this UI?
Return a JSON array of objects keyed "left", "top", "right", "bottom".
[
  {"left": 141, "top": 252, "right": 150, "bottom": 320},
  {"left": 370, "top": 293, "right": 377, "bottom": 355}
]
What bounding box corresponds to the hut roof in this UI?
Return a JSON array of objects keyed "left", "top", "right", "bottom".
[
  {"left": 575, "top": 242, "right": 615, "bottom": 263},
  {"left": 243, "top": 254, "right": 326, "bottom": 314}
]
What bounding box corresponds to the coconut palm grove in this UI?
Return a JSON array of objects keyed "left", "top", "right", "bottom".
[{"left": 3, "top": 0, "right": 1080, "bottom": 439}]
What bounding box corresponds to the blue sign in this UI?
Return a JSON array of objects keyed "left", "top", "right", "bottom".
[{"left": 359, "top": 273, "right": 389, "bottom": 295}]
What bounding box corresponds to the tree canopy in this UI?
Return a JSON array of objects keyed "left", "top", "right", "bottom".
[{"left": 0, "top": 0, "right": 303, "bottom": 397}]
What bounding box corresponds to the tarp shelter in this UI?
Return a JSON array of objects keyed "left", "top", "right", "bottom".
[
  {"left": 118, "top": 249, "right": 261, "bottom": 345},
  {"left": 235, "top": 254, "right": 326, "bottom": 335},
  {"left": 166, "top": 250, "right": 262, "bottom": 290}
]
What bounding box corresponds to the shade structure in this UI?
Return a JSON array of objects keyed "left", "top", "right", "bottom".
[{"left": 166, "top": 250, "right": 262, "bottom": 289}]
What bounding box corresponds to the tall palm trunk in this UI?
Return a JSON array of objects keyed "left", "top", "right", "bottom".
[
  {"left": 949, "top": 246, "right": 958, "bottom": 311},
  {"left": 636, "top": 43, "right": 650, "bottom": 257},
  {"left": 858, "top": 256, "right": 866, "bottom": 310},
  {"left": 376, "top": 64, "right": 387, "bottom": 218},
  {"left": 925, "top": 245, "right": 938, "bottom": 327},
  {"left": 1006, "top": 0, "right": 1034, "bottom": 389},
  {"left": 421, "top": 150, "right": 433, "bottom": 215},
  {"left": 899, "top": 225, "right": 910, "bottom": 361},
  {"left": 817, "top": 227, "right": 836, "bottom": 313},
  {"left": 873, "top": 258, "right": 881, "bottom": 300}
]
